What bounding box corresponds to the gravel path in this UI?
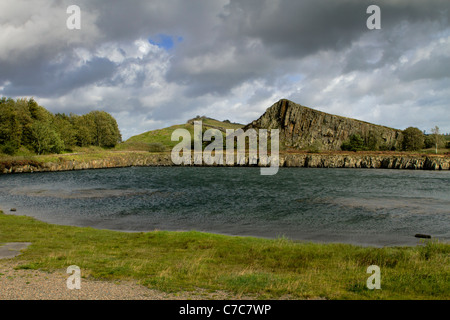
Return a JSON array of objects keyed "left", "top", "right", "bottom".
[{"left": 0, "top": 261, "right": 254, "bottom": 300}]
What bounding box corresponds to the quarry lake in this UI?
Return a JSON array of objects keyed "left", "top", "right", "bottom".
[{"left": 1, "top": 166, "right": 449, "bottom": 247}]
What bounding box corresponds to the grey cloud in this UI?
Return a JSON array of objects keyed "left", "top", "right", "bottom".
[
  {"left": 247, "top": 87, "right": 274, "bottom": 106},
  {"left": 2, "top": 56, "right": 116, "bottom": 97},
  {"left": 165, "top": 0, "right": 450, "bottom": 97},
  {"left": 83, "top": 0, "right": 226, "bottom": 43},
  {"left": 222, "top": 0, "right": 367, "bottom": 58},
  {"left": 398, "top": 55, "right": 450, "bottom": 82}
]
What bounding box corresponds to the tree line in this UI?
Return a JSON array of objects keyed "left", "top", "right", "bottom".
[
  {"left": 341, "top": 126, "right": 449, "bottom": 152},
  {"left": 0, "top": 97, "right": 122, "bottom": 155}
]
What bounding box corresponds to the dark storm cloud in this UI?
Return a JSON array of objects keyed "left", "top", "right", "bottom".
[
  {"left": 82, "top": 0, "right": 225, "bottom": 43},
  {"left": 2, "top": 56, "right": 116, "bottom": 97},
  {"left": 165, "top": 0, "right": 450, "bottom": 96},
  {"left": 228, "top": 0, "right": 449, "bottom": 59},
  {"left": 221, "top": 0, "right": 368, "bottom": 58}
]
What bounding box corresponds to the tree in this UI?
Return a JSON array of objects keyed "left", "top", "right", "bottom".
[
  {"left": 341, "top": 134, "right": 366, "bottom": 151},
  {"left": 72, "top": 114, "right": 95, "bottom": 147},
  {"left": 53, "top": 113, "right": 77, "bottom": 149},
  {"left": 0, "top": 97, "right": 122, "bottom": 154},
  {"left": 87, "top": 111, "right": 122, "bottom": 148},
  {"left": 402, "top": 127, "right": 425, "bottom": 151},
  {"left": 31, "top": 121, "right": 64, "bottom": 154},
  {"left": 430, "top": 126, "right": 442, "bottom": 154},
  {"left": 0, "top": 104, "right": 22, "bottom": 154},
  {"left": 365, "top": 131, "right": 381, "bottom": 151}
]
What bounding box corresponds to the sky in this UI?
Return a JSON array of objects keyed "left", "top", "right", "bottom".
[{"left": 0, "top": 0, "right": 449, "bottom": 140}]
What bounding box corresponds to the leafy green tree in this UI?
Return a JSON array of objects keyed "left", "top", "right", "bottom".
[
  {"left": 88, "top": 111, "right": 122, "bottom": 148},
  {"left": 341, "top": 134, "right": 366, "bottom": 151},
  {"left": 53, "top": 113, "right": 77, "bottom": 149},
  {"left": 0, "top": 97, "right": 122, "bottom": 154},
  {"left": 27, "top": 98, "right": 51, "bottom": 122},
  {"left": 402, "top": 127, "right": 425, "bottom": 151},
  {"left": 424, "top": 133, "right": 445, "bottom": 150},
  {"left": 430, "top": 126, "right": 445, "bottom": 154},
  {"left": 11, "top": 99, "right": 33, "bottom": 149},
  {"left": 31, "top": 121, "right": 64, "bottom": 154},
  {"left": 365, "top": 131, "right": 381, "bottom": 151},
  {"left": 0, "top": 103, "right": 21, "bottom": 154},
  {"left": 71, "top": 114, "right": 94, "bottom": 147}
]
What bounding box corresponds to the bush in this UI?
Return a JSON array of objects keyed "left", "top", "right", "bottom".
[
  {"left": 379, "top": 143, "right": 394, "bottom": 151},
  {"left": 148, "top": 142, "right": 166, "bottom": 152},
  {"left": 1, "top": 141, "right": 19, "bottom": 155},
  {"left": 307, "top": 140, "right": 323, "bottom": 153}
]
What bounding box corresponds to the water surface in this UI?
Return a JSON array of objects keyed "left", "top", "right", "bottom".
[{"left": 1, "top": 167, "right": 448, "bottom": 247}]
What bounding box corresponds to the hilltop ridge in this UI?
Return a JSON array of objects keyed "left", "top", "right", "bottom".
[
  {"left": 125, "top": 116, "right": 243, "bottom": 150},
  {"left": 244, "top": 99, "right": 404, "bottom": 151}
]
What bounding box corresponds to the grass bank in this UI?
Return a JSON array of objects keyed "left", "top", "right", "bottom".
[{"left": 0, "top": 212, "right": 448, "bottom": 299}]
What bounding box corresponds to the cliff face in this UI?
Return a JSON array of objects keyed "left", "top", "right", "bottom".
[
  {"left": 2, "top": 152, "right": 449, "bottom": 174},
  {"left": 245, "top": 99, "right": 403, "bottom": 151},
  {"left": 280, "top": 153, "right": 450, "bottom": 170}
]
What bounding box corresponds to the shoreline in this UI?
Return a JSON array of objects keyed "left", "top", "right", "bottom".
[
  {"left": 2, "top": 208, "right": 447, "bottom": 249},
  {"left": 1, "top": 151, "right": 450, "bottom": 174}
]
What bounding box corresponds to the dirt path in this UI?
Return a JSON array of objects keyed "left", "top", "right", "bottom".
[{"left": 0, "top": 260, "right": 255, "bottom": 300}]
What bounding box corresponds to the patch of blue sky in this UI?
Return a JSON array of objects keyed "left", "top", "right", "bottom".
[
  {"left": 148, "top": 34, "right": 183, "bottom": 50},
  {"left": 286, "top": 74, "right": 304, "bottom": 83}
]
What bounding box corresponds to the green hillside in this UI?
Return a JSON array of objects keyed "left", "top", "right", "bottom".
[{"left": 120, "top": 117, "right": 244, "bottom": 152}]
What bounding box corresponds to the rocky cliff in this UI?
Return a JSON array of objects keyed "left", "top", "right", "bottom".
[{"left": 245, "top": 99, "right": 404, "bottom": 151}]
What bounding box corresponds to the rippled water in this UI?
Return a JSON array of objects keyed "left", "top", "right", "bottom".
[{"left": 0, "top": 167, "right": 449, "bottom": 246}]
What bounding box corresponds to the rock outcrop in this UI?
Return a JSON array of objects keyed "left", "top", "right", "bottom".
[
  {"left": 1, "top": 152, "right": 449, "bottom": 174},
  {"left": 280, "top": 153, "right": 450, "bottom": 170},
  {"left": 245, "top": 99, "right": 404, "bottom": 151}
]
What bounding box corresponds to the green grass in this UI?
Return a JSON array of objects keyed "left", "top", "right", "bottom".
[
  {"left": 0, "top": 148, "right": 154, "bottom": 168},
  {"left": 200, "top": 118, "right": 244, "bottom": 130},
  {"left": 420, "top": 148, "right": 450, "bottom": 155},
  {"left": 0, "top": 212, "right": 448, "bottom": 299},
  {"left": 123, "top": 118, "right": 244, "bottom": 151},
  {"left": 125, "top": 124, "right": 196, "bottom": 150}
]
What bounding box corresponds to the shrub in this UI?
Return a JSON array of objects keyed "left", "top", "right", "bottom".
[
  {"left": 365, "top": 132, "right": 381, "bottom": 151},
  {"left": 1, "top": 141, "right": 19, "bottom": 155},
  {"left": 307, "top": 140, "right": 323, "bottom": 153},
  {"left": 148, "top": 142, "right": 166, "bottom": 152}
]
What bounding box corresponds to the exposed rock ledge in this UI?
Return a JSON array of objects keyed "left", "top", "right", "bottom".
[{"left": 1, "top": 152, "right": 449, "bottom": 174}]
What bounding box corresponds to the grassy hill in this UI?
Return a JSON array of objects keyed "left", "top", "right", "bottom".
[{"left": 119, "top": 117, "right": 244, "bottom": 152}]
